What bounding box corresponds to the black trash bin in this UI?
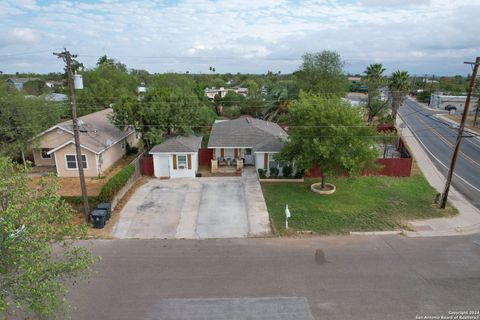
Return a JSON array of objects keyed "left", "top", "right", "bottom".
[
  {"left": 91, "top": 210, "right": 107, "bottom": 229},
  {"left": 96, "top": 203, "right": 112, "bottom": 220}
]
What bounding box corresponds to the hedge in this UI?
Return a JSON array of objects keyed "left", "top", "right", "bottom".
[
  {"left": 62, "top": 164, "right": 135, "bottom": 210},
  {"left": 97, "top": 164, "right": 135, "bottom": 203}
]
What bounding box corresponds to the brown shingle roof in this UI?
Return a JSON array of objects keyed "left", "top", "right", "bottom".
[{"left": 55, "top": 108, "right": 134, "bottom": 153}]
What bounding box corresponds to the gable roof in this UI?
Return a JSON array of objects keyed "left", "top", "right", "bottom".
[
  {"left": 207, "top": 117, "right": 287, "bottom": 151},
  {"left": 150, "top": 135, "right": 202, "bottom": 153},
  {"left": 6, "top": 77, "right": 40, "bottom": 84},
  {"left": 35, "top": 108, "right": 134, "bottom": 154}
]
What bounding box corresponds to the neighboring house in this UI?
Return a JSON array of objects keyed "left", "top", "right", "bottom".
[
  {"left": 5, "top": 77, "right": 40, "bottom": 90},
  {"left": 45, "top": 93, "right": 68, "bottom": 102},
  {"left": 204, "top": 87, "right": 249, "bottom": 100},
  {"left": 208, "top": 117, "right": 288, "bottom": 175},
  {"left": 150, "top": 135, "right": 202, "bottom": 178},
  {"left": 347, "top": 76, "right": 362, "bottom": 82},
  {"left": 31, "top": 108, "right": 139, "bottom": 177},
  {"left": 45, "top": 80, "right": 63, "bottom": 88}
]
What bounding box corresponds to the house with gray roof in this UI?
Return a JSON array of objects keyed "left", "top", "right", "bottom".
[
  {"left": 5, "top": 78, "right": 40, "bottom": 90},
  {"left": 31, "top": 108, "right": 139, "bottom": 177},
  {"left": 208, "top": 117, "right": 288, "bottom": 175},
  {"left": 149, "top": 135, "right": 202, "bottom": 178}
]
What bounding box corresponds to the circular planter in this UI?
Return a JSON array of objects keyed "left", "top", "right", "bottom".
[{"left": 310, "top": 182, "right": 336, "bottom": 195}]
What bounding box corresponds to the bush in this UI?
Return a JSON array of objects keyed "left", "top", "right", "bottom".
[
  {"left": 293, "top": 168, "right": 305, "bottom": 179},
  {"left": 282, "top": 165, "right": 292, "bottom": 178},
  {"left": 269, "top": 167, "right": 279, "bottom": 178},
  {"left": 258, "top": 168, "right": 266, "bottom": 179},
  {"left": 98, "top": 164, "right": 135, "bottom": 203}
]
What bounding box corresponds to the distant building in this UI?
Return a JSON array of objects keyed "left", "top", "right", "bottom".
[
  {"left": 429, "top": 93, "right": 477, "bottom": 112},
  {"left": 45, "top": 80, "right": 63, "bottom": 88},
  {"left": 45, "top": 93, "right": 68, "bottom": 102},
  {"left": 204, "top": 87, "right": 248, "bottom": 100},
  {"left": 348, "top": 76, "right": 362, "bottom": 82},
  {"left": 5, "top": 77, "right": 40, "bottom": 90}
]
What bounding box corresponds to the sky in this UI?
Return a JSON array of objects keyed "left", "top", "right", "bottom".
[{"left": 0, "top": 0, "right": 479, "bottom": 76}]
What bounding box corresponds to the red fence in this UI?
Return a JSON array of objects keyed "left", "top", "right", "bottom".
[
  {"left": 140, "top": 156, "right": 154, "bottom": 176},
  {"left": 198, "top": 148, "right": 213, "bottom": 166},
  {"left": 305, "top": 157, "right": 413, "bottom": 178},
  {"left": 374, "top": 158, "right": 412, "bottom": 177}
]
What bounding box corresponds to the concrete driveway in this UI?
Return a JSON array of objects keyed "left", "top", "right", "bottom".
[{"left": 111, "top": 168, "right": 271, "bottom": 239}]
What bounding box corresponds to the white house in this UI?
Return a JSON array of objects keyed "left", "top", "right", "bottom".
[
  {"left": 204, "top": 87, "right": 249, "bottom": 100},
  {"left": 207, "top": 117, "right": 288, "bottom": 175},
  {"left": 429, "top": 93, "right": 477, "bottom": 112},
  {"left": 150, "top": 135, "right": 202, "bottom": 178}
]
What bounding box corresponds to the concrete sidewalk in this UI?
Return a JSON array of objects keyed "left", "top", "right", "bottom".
[{"left": 397, "top": 115, "right": 480, "bottom": 237}]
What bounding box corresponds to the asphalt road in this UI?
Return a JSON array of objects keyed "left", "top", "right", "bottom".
[
  {"left": 66, "top": 236, "right": 480, "bottom": 320},
  {"left": 399, "top": 99, "right": 480, "bottom": 209}
]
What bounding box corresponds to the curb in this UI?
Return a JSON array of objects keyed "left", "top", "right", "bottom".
[{"left": 349, "top": 231, "right": 403, "bottom": 236}]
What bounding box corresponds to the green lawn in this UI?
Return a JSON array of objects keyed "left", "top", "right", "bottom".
[{"left": 261, "top": 176, "right": 456, "bottom": 235}]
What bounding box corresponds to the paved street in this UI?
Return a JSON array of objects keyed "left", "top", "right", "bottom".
[
  {"left": 399, "top": 99, "right": 480, "bottom": 209},
  {"left": 67, "top": 235, "right": 480, "bottom": 320}
]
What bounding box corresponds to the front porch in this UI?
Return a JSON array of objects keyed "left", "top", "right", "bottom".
[{"left": 198, "top": 165, "right": 242, "bottom": 177}]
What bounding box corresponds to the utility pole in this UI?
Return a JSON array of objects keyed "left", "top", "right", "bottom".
[
  {"left": 440, "top": 57, "right": 480, "bottom": 209},
  {"left": 54, "top": 49, "right": 90, "bottom": 222}
]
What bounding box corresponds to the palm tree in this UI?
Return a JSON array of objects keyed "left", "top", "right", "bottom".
[
  {"left": 263, "top": 81, "right": 298, "bottom": 122},
  {"left": 389, "top": 70, "right": 410, "bottom": 122},
  {"left": 364, "top": 63, "right": 387, "bottom": 123}
]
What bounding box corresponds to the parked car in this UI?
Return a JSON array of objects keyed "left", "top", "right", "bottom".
[{"left": 444, "top": 104, "right": 457, "bottom": 111}]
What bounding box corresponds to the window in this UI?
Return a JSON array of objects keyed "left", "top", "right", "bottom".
[
  {"left": 41, "top": 148, "right": 52, "bottom": 159},
  {"left": 268, "top": 154, "right": 288, "bottom": 169},
  {"left": 66, "top": 155, "right": 87, "bottom": 169},
  {"left": 177, "top": 155, "right": 187, "bottom": 169},
  {"left": 268, "top": 154, "right": 277, "bottom": 169},
  {"left": 245, "top": 148, "right": 252, "bottom": 155}
]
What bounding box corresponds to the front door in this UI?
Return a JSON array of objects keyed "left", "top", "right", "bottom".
[{"left": 244, "top": 148, "right": 254, "bottom": 165}]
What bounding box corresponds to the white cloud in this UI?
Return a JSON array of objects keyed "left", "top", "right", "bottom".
[{"left": 0, "top": 0, "right": 478, "bottom": 75}]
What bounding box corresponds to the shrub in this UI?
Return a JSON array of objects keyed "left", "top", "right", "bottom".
[
  {"left": 98, "top": 164, "right": 135, "bottom": 203},
  {"left": 257, "top": 168, "right": 266, "bottom": 179},
  {"left": 293, "top": 168, "right": 305, "bottom": 179},
  {"left": 282, "top": 165, "right": 292, "bottom": 178},
  {"left": 269, "top": 167, "right": 279, "bottom": 178}
]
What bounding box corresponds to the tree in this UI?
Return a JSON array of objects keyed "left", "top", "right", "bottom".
[
  {"left": 263, "top": 80, "right": 299, "bottom": 122},
  {"left": 76, "top": 56, "right": 138, "bottom": 115},
  {"left": 295, "top": 51, "right": 348, "bottom": 96},
  {"left": 23, "top": 79, "right": 49, "bottom": 96},
  {"left": 279, "top": 93, "right": 379, "bottom": 188},
  {"left": 244, "top": 79, "right": 259, "bottom": 97},
  {"left": 110, "top": 88, "right": 216, "bottom": 148},
  {"left": 364, "top": 63, "right": 388, "bottom": 123},
  {"left": 0, "top": 158, "right": 96, "bottom": 318},
  {"left": 389, "top": 70, "right": 411, "bottom": 122},
  {"left": 0, "top": 83, "right": 66, "bottom": 159}
]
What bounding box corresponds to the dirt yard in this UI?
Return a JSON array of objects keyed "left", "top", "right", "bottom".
[
  {"left": 29, "top": 153, "right": 139, "bottom": 196},
  {"left": 445, "top": 114, "right": 480, "bottom": 134},
  {"left": 73, "top": 176, "right": 150, "bottom": 238}
]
